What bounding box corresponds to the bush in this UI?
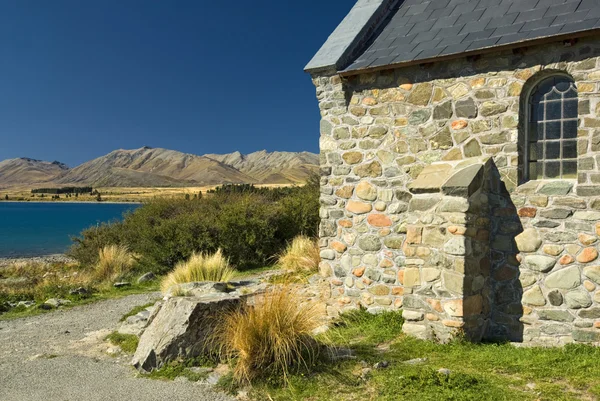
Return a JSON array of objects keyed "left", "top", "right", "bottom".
[
  {"left": 213, "top": 287, "right": 323, "bottom": 384},
  {"left": 92, "top": 245, "right": 137, "bottom": 283},
  {"left": 160, "top": 250, "right": 235, "bottom": 294},
  {"left": 68, "top": 180, "right": 319, "bottom": 273},
  {"left": 278, "top": 235, "right": 320, "bottom": 273}
]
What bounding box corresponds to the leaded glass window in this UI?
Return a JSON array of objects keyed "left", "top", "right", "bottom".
[{"left": 526, "top": 76, "right": 578, "bottom": 180}]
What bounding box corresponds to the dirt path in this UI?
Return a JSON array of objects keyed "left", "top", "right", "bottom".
[{"left": 0, "top": 293, "right": 235, "bottom": 401}]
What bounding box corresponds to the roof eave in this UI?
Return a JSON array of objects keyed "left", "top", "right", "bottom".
[{"left": 305, "top": 0, "right": 400, "bottom": 74}]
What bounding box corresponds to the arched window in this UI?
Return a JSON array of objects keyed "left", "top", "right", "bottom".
[{"left": 525, "top": 75, "right": 578, "bottom": 181}]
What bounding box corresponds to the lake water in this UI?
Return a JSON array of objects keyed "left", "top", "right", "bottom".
[{"left": 0, "top": 202, "right": 140, "bottom": 257}]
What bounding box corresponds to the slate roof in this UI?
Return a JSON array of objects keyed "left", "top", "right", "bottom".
[{"left": 344, "top": 0, "right": 600, "bottom": 73}]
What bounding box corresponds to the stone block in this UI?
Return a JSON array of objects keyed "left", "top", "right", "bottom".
[
  {"left": 442, "top": 164, "right": 484, "bottom": 197},
  {"left": 408, "top": 163, "right": 452, "bottom": 194}
]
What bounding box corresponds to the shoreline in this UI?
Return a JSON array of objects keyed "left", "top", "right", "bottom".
[
  {"left": 0, "top": 201, "right": 142, "bottom": 205},
  {"left": 0, "top": 254, "right": 76, "bottom": 267}
]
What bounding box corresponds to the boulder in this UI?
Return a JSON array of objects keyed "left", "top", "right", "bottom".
[
  {"left": 137, "top": 272, "right": 156, "bottom": 284},
  {"left": 132, "top": 294, "right": 244, "bottom": 372}
]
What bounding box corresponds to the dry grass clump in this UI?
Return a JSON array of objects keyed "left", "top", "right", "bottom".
[
  {"left": 213, "top": 286, "right": 322, "bottom": 384},
  {"left": 160, "top": 249, "right": 235, "bottom": 294},
  {"left": 278, "top": 235, "right": 320, "bottom": 273},
  {"left": 92, "top": 245, "right": 137, "bottom": 283}
]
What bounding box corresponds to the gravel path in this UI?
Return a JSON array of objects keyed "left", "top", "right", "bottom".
[{"left": 0, "top": 293, "right": 235, "bottom": 401}]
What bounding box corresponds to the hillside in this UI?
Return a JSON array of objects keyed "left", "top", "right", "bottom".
[
  {"left": 0, "top": 158, "right": 69, "bottom": 189},
  {"left": 0, "top": 147, "right": 319, "bottom": 188},
  {"left": 204, "top": 150, "right": 319, "bottom": 184}
]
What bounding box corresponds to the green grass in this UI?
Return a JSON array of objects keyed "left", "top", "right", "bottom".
[
  {"left": 232, "top": 265, "right": 280, "bottom": 279},
  {"left": 145, "top": 356, "right": 218, "bottom": 382},
  {"left": 105, "top": 331, "right": 139, "bottom": 354},
  {"left": 120, "top": 301, "right": 158, "bottom": 322},
  {"left": 249, "top": 309, "right": 600, "bottom": 401}
]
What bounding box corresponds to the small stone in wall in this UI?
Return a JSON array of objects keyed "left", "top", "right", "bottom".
[
  {"left": 579, "top": 233, "right": 598, "bottom": 246},
  {"left": 515, "top": 228, "right": 542, "bottom": 253},
  {"left": 463, "top": 139, "right": 482, "bottom": 157},
  {"left": 522, "top": 285, "right": 546, "bottom": 306},
  {"left": 518, "top": 207, "right": 537, "bottom": 218},
  {"left": 524, "top": 255, "right": 556, "bottom": 272},
  {"left": 543, "top": 245, "right": 564, "bottom": 256},
  {"left": 545, "top": 266, "right": 582, "bottom": 290},
  {"left": 548, "top": 290, "right": 564, "bottom": 306},
  {"left": 407, "top": 83, "right": 433, "bottom": 106},
  {"left": 451, "top": 120, "right": 468, "bottom": 130},
  {"left": 538, "top": 181, "right": 573, "bottom": 196},
  {"left": 346, "top": 200, "right": 372, "bottom": 214},
  {"left": 577, "top": 247, "right": 599, "bottom": 264},
  {"left": 560, "top": 255, "right": 575, "bottom": 265},
  {"left": 354, "top": 161, "right": 382, "bottom": 178},
  {"left": 583, "top": 265, "right": 600, "bottom": 284},
  {"left": 584, "top": 280, "right": 596, "bottom": 292},
  {"left": 565, "top": 290, "right": 593, "bottom": 309}
]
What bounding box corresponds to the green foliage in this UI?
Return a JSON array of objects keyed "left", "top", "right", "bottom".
[
  {"left": 105, "top": 332, "right": 139, "bottom": 354},
  {"left": 68, "top": 180, "right": 319, "bottom": 273}
]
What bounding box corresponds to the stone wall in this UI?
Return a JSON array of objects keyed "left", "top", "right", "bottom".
[{"left": 313, "top": 35, "right": 600, "bottom": 345}]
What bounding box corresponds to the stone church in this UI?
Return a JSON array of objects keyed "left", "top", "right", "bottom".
[{"left": 305, "top": 0, "right": 600, "bottom": 345}]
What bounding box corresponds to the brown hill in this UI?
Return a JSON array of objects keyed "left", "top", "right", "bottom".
[
  {"left": 0, "top": 158, "right": 69, "bottom": 189},
  {"left": 0, "top": 147, "right": 319, "bottom": 188}
]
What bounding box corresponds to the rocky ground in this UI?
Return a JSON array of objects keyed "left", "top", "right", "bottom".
[
  {"left": 0, "top": 293, "right": 235, "bottom": 401},
  {"left": 0, "top": 254, "right": 76, "bottom": 268}
]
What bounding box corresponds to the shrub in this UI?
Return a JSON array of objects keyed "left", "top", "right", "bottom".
[
  {"left": 92, "top": 245, "right": 137, "bottom": 283},
  {"left": 160, "top": 250, "right": 235, "bottom": 294},
  {"left": 278, "top": 235, "right": 320, "bottom": 273},
  {"left": 68, "top": 180, "right": 320, "bottom": 273},
  {"left": 214, "top": 287, "right": 323, "bottom": 384}
]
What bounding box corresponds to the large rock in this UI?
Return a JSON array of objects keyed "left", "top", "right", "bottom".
[{"left": 132, "top": 294, "right": 244, "bottom": 372}]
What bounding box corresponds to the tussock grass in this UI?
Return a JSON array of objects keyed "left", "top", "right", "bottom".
[
  {"left": 92, "top": 245, "right": 137, "bottom": 283},
  {"left": 278, "top": 235, "right": 320, "bottom": 273},
  {"left": 214, "top": 286, "right": 323, "bottom": 384},
  {"left": 160, "top": 250, "right": 235, "bottom": 294}
]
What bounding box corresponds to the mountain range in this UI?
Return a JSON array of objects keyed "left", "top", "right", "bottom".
[{"left": 0, "top": 147, "right": 319, "bottom": 189}]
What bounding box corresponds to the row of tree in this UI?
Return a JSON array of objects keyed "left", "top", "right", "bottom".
[{"left": 31, "top": 186, "right": 93, "bottom": 194}]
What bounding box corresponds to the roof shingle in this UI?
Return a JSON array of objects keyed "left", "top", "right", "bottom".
[{"left": 344, "top": 0, "right": 600, "bottom": 73}]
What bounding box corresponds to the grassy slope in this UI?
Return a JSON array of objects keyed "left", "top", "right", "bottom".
[{"left": 251, "top": 310, "right": 600, "bottom": 401}]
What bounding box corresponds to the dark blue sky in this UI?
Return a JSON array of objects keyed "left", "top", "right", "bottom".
[{"left": 0, "top": 0, "right": 353, "bottom": 166}]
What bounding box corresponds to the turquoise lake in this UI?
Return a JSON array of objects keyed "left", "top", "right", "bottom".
[{"left": 0, "top": 202, "right": 139, "bottom": 257}]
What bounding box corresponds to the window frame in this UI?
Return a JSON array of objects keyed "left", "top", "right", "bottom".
[{"left": 523, "top": 73, "right": 578, "bottom": 182}]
